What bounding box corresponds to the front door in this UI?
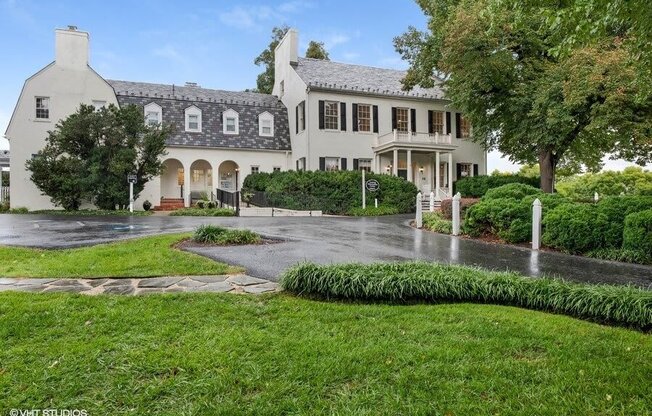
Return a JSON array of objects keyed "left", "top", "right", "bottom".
[{"left": 397, "top": 169, "right": 407, "bottom": 180}]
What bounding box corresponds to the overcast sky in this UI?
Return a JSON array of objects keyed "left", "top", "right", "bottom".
[{"left": 0, "top": 0, "right": 647, "bottom": 172}]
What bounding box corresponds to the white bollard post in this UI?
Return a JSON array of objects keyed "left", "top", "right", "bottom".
[
  {"left": 429, "top": 191, "right": 435, "bottom": 212},
  {"left": 129, "top": 182, "right": 134, "bottom": 213},
  {"left": 416, "top": 192, "right": 423, "bottom": 228},
  {"left": 374, "top": 198, "right": 378, "bottom": 208},
  {"left": 532, "top": 198, "right": 542, "bottom": 250},
  {"left": 594, "top": 192, "right": 599, "bottom": 203},
  {"left": 452, "top": 192, "right": 461, "bottom": 236}
]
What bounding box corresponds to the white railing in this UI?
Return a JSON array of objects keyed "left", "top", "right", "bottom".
[
  {"left": 376, "top": 130, "right": 453, "bottom": 146},
  {"left": 437, "top": 187, "right": 450, "bottom": 199}
]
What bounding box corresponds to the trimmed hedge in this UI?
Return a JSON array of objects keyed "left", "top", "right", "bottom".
[
  {"left": 170, "top": 208, "right": 236, "bottom": 217},
  {"left": 243, "top": 171, "right": 417, "bottom": 215},
  {"left": 543, "top": 196, "right": 652, "bottom": 253},
  {"left": 440, "top": 197, "right": 479, "bottom": 220},
  {"left": 587, "top": 248, "right": 652, "bottom": 265},
  {"left": 193, "top": 225, "right": 260, "bottom": 245},
  {"left": 623, "top": 209, "right": 652, "bottom": 254},
  {"left": 422, "top": 212, "right": 452, "bottom": 234},
  {"left": 347, "top": 206, "right": 399, "bottom": 216},
  {"left": 280, "top": 262, "right": 652, "bottom": 330},
  {"left": 454, "top": 174, "right": 540, "bottom": 198}
]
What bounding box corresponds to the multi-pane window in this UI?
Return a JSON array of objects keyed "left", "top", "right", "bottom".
[
  {"left": 460, "top": 116, "right": 471, "bottom": 138},
  {"left": 396, "top": 107, "right": 409, "bottom": 132},
  {"left": 146, "top": 111, "right": 160, "bottom": 126},
  {"left": 460, "top": 163, "right": 473, "bottom": 178},
  {"left": 192, "top": 169, "right": 203, "bottom": 183},
  {"left": 261, "top": 119, "right": 272, "bottom": 135},
  {"left": 325, "top": 157, "right": 340, "bottom": 171},
  {"left": 324, "top": 101, "right": 339, "bottom": 130},
  {"left": 226, "top": 117, "right": 236, "bottom": 133},
  {"left": 431, "top": 111, "right": 444, "bottom": 134},
  {"left": 358, "top": 104, "right": 371, "bottom": 132},
  {"left": 273, "top": 167, "right": 281, "bottom": 173},
  {"left": 298, "top": 101, "right": 305, "bottom": 132},
  {"left": 251, "top": 166, "right": 260, "bottom": 174},
  {"left": 358, "top": 159, "right": 372, "bottom": 172},
  {"left": 35, "top": 97, "right": 50, "bottom": 119},
  {"left": 188, "top": 114, "right": 199, "bottom": 130}
]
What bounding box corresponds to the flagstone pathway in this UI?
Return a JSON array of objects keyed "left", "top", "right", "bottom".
[{"left": 0, "top": 274, "right": 279, "bottom": 295}]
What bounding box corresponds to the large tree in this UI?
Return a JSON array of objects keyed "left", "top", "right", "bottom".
[
  {"left": 27, "top": 104, "right": 169, "bottom": 210},
  {"left": 395, "top": 0, "right": 652, "bottom": 192},
  {"left": 305, "top": 41, "right": 330, "bottom": 60}
]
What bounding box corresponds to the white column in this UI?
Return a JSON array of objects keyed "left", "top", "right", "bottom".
[
  {"left": 435, "top": 151, "right": 441, "bottom": 198},
  {"left": 448, "top": 152, "right": 453, "bottom": 195},
  {"left": 415, "top": 192, "right": 423, "bottom": 228},
  {"left": 452, "top": 192, "right": 461, "bottom": 236},
  {"left": 532, "top": 198, "right": 542, "bottom": 250},
  {"left": 407, "top": 150, "right": 412, "bottom": 183},
  {"left": 374, "top": 154, "right": 380, "bottom": 173},
  {"left": 392, "top": 149, "right": 398, "bottom": 177},
  {"left": 184, "top": 164, "right": 191, "bottom": 207}
]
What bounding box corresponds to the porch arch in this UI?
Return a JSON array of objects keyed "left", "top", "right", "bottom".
[
  {"left": 160, "top": 158, "right": 184, "bottom": 199},
  {"left": 217, "top": 160, "right": 240, "bottom": 191}
]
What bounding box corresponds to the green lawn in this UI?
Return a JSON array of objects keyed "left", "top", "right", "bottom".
[
  {"left": 0, "top": 234, "right": 239, "bottom": 278},
  {"left": 0, "top": 292, "right": 650, "bottom": 415}
]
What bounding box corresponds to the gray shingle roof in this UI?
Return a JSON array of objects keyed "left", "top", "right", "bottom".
[
  {"left": 107, "top": 80, "right": 290, "bottom": 151},
  {"left": 294, "top": 57, "right": 445, "bottom": 100}
]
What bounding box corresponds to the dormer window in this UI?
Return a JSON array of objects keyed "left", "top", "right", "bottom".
[
  {"left": 185, "top": 106, "right": 202, "bottom": 132},
  {"left": 258, "top": 112, "right": 274, "bottom": 137},
  {"left": 144, "top": 103, "right": 162, "bottom": 127},
  {"left": 35, "top": 97, "right": 50, "bottom": 119},
  {"left": 222, "top": 109, "right": 239, "bottom": 135},
  {"left": 92, "top": 100, "right": 107, "bottom": 110}
]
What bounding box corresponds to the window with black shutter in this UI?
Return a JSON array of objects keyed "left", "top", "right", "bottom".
[
  {"left": 391, "top": 107, "right": 397, "bottom": 131},
  {"left": 340, "top": 102, "right": 346, "bottom": 131},
  {"left": 373, "top": 105, "right": 379, "bottom": 133},
  {"left": 455, "top": 113, "right": 462, "bottom": 138},
  {"left": 446, "top": 112, "right": 451, "bottom": 134},
  {"left": 428, "top": 110, "right": 433, "bottom": 134},
  {"left": 353, "top": 158, "right": 359, "bottom": 170},
  {"left": 410, "top": 108, "right": 416, "bottom": 133},
  {"left": 352, "top": 103, "right": 358, "bottom": 132},
  {"left": 473, "top": 164, "right": 479, "bottom": 176},
  {"left": 319, "top": 157, "right": 326, "bottom": 171},
  {"left": 295, "top": 106, "right": 299, "bottom": 134},
  {"left": 318, "top": 100, "right": 325, "bottom": 130},
  {"left": 341, "top": 158, "right": 347, "bottom": 170}
]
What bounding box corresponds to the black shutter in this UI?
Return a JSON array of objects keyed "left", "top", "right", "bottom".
[
  {"left": 353, "top": 158, "right": 359, "bottom": 170},
  {"left": 319, "top": 157, "right": 326, "bottom": 171},
  {"left": 391, "top": 107, "right": 397, "bottom": 130},
  {"left": 318, "top": 100, "right": 325, "bottom": 130},
  {"left": 295, "top": 105, "right": 299, "bottom": 134},
  {"left": 341, "top": 158, "right": 347, "bottom": 171},
  {"left": 352, "top": 104, "right": 358, "bottom": 132},
  {"left": 456, "top": 113, "right": 462, "bottom": 138},
  {"left": 473, "top": 164, "right": 479, "bottom": 176},
  {"left": 302, "top": 102, "right": 306, "bottom": 130},
  {"left": 446, "top": 111, "right": 452, "bottom": 134},
  {"left": 456, "top": 163, "right": 462, "bottom": 180},
  {"left": 296, "top": 160, "right": 299, "bottom": 171},
  {"left": 373, "top": 105, "right": 379, "bottom": 133},
  {"left": 410, "top": 108, "right": 416, "bottom": 133},
  {"left": 340, "top": 102, "right": 346, "bottom": 131},
  {"left": 428, "top": 110, "right": 433, "bottom": 134}
]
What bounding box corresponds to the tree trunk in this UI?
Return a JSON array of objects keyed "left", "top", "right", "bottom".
[{"left": 538, "top": 149, "right": 555, "bottom": 193}]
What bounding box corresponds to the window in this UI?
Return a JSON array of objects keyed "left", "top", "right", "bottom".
[
  {"left": 92, "top": 100, "right": 107, "bottom": 110},
  {"left": 396, "top": 107, "right": 409, "bottom": 132},
  {"left": 324, "top": 101, "right": 339, "bottom": 130},
  {"left": 460, "top": 116, "right": 471, "bottom": 138},
  {"left": 460, "top": 163, "right": 473, "bottom": 178},
  {"left": 258, "top": 112, "right": 274, "bottom": 137},
  {"left": 184, "top": 106, "right": 202, "bottom": 132},
  {"left": 325, "top": 157, "right": 340, "bottom": 171},
  {"left": 251, "top": 166, "right": 260, "bottom": 174},
  {"left": 431, "top": 111, "right": 444, "bottom": 134},
  {"left": 358, "top": 158, "right": 372, "bottom": 172},
  {"left": 222, "top": 109, "right": 239, "bottom": 135},
  {"left": 273, "top": 166, "right": 281, "bottom": 172},
  {"left": 297, "top": 101, "right": 305, "bottom": 132},
  {"left": 144, "top": 103, "right": 162, "bottom": 127},
  {"left": 192, "top": 169, "right": 203, "bottom": 183},
  {"left": 357, "top": 104, "right": 371, "bottom": 132},
  {"left": 35, "top": 97, "right": 50, "bottom": 119}
]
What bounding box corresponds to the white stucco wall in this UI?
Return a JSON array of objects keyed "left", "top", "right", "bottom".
[{"left": 5, "top": 29, "right": 118, "bottom": 210}]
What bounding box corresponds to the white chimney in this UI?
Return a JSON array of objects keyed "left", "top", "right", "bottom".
[
  {"left": 55, "top": 26, "right": 89, "bottom": 70},
  {"left": 276, "top": 28, "right": 298, "bottom": 65}
]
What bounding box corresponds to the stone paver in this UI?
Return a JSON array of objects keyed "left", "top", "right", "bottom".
[{"left": 0, "top": 274, "right": 278, "bottom": 296}]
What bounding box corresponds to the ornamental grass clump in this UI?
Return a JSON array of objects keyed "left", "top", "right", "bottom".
[
  {"left": 193, "top": 225, "right": 261, "bottom": 245},
  {"left": 281, "top": 262, "right": 652, "bottom": 330}
]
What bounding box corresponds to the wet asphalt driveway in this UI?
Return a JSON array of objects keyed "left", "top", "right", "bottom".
[{"left": 0, "top": 213, "right": 651, "bottom": 288}]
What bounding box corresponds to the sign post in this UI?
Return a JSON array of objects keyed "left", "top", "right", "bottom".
[
  {"left": 364, "top": 177, "right": 380, "bottom": 210},
  {"left": 362, "top": 170, "right": 366, "bottom": 209},
  {"left": 127, "top": 174, "right": 138, "bottom": 213}
]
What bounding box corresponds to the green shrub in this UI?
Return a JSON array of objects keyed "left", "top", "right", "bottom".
[
  {"left": 543, "top": 196, "right": 652, "bottom": 253},
  {"left": 623, "top": 209, "right": 652, "bottom": 254},
  {"left": 454, "top": 174, "right": 540, "bottom": 198},
  {"left": 170, "top": 208, "right": 236, "bottom": 217},
  {"left": 483, "top": 183, "right": 541, "bottom": 201},
  {"left": 440, "top": 198, "right": 479, "bottom": 220},
  {"left": 556, "top": 167, "right": 652, "bottom": 202},
  {"left": 347, "top": 206, "right": 400, "bottom": 216},
  {"left": 0, "top": 201, "right": 9, "bottom": 213},
  {"left": 8, "top": 207, "right": 29, "bottom": 214},
  {"left": 243, "top": 171, "right": 416, "bottom": 215},
  {"left": 193, "top": 225, "right": 261, "bottom": 245},
  {"left": 281, "top": 262, "right": 652, "bottom": 330},
  {"left": 422, "top": 212, "right": 452, "bottom": 234},
  {"left": 586, "top": 248, "right": 652, "bottom": 265}
]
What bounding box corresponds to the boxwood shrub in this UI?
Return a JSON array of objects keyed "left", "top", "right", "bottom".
[
  {"left": 281, "top": 262, "right": 652, "bottom": 330},
  {"left": 242, "top": 171, "right": 417, "bottom": 215},
  {"left": 623, "top": 209, "right": 652, "bottom": 254},
  {"left": 454, "top": 174, "right": 540, "bottom": 198}
]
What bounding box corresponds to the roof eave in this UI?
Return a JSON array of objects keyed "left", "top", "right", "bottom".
[{"left": 305, "top": 85, "right": 450, "bottom": 104}]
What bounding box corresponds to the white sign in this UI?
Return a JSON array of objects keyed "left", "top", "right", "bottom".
[
  {"left": 127, "top": 174, "right": 138, "bottom": 184},
  {"left": 365, "top": 179, "right": 380, "bottom": 192}
]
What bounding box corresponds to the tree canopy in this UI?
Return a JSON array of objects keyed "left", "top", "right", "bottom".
[
  {"left": 27, "top": 104, "right": 169, "bottom": 210},
  {"left": 395, "top": 0, "right": 652, "bottom": 192},
  {"left": 305, "top": 41, "right": 330, "bottom": 60}
]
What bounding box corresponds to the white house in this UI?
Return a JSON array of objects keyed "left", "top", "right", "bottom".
[
  {"left": 5, "top": 27, "right": 486, "bottom": 210},
  {"left": 274, "top": 29, "right": 486, "bottom": 198}
]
